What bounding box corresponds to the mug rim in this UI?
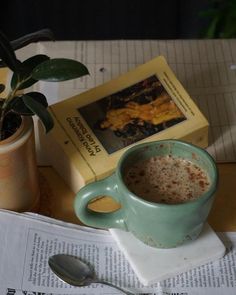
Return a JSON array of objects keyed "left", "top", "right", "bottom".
[{"left": 117, "top": 139, "right": 218, "bottom": 208}]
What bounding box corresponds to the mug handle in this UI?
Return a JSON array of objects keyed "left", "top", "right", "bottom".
[{"left": 74, "top": 174, "right": 127, "bottom": 230}]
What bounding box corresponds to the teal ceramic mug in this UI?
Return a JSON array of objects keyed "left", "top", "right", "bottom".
[{"left": 74, "top": 140, "right": 218, "bottom": 248}]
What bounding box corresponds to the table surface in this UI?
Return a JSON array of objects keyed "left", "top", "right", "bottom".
[
  {"left": 38, "top": 162, "right": 236, "bottom": 232},
  {"left": 1, "top": 39, "right": 236, "bottom": 232}
]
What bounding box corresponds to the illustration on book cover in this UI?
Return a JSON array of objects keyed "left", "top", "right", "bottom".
[{"left": 79, "top": 75, "right": 186, "bottom": 154}]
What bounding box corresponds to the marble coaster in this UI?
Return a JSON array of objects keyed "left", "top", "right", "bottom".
[{"left": 110, "top": 224, "right": 225, "bottom": 286}]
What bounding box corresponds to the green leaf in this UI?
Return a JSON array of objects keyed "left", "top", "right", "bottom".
[
  {"left": 9, "top": 92, "right": 48, "bottom": 115},
  {"left": 11, "top": 29, "right": 54, "bottom": 51},
  {"left": 199, "top": 8, "right": 219, "bottom": 18},
  {"left": 9, "top": 96, "right": 33, "bottom": 115},
  {"left": 204, "top": 15, "right": 220, "bottom": 38},
  {"left": 0, "top": 30, "right": 20, "bottom": 72},
  {"left": 32, "top": 58, "right": 89, "bottom": 82},
  {"left": 11, "top": 54, "right": 50, "bottom": 90},
  {"left": 22, "top": 94, "right": 54, "bottom": 133}
]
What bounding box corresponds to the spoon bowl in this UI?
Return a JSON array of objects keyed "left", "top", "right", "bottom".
[
  {"left": 48, "top": 254, "right": 94, "bottom": 286},
  {"left": 48, "top": 254, "right": 136, "bottom": 294}
]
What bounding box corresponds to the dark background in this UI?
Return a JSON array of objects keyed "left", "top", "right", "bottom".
[{"left": 0, "top": 0, "right": 216, "bottom": 41}]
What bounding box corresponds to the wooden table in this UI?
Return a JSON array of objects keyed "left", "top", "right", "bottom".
[{"left": 38, "top": 163, "right": 236, "bottom": 232}]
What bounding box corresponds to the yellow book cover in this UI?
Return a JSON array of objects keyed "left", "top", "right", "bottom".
[{"left": 40, "top": 56, "right": 209, "bottom": 193}]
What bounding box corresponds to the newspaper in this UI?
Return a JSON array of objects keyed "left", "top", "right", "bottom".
[{"left": 0, "top": 210, "right": 236, "bottom": 295}]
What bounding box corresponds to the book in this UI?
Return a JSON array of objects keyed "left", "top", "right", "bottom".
[{"left": 39, "top": 56, "right": 209, "bottom": 193}]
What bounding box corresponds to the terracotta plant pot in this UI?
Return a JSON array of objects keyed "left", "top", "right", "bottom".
[{"left": 0, "top": 117, "right": 40, "bottom": 211}]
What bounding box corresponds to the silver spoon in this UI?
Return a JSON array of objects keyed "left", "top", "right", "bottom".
[{"left": 48, "top": 254, "right": 138, "bottom": 295}]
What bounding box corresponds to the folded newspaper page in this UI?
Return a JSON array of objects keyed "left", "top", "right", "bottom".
[{"left": 0, "top": 210, "right": 236, "bottom": 295}]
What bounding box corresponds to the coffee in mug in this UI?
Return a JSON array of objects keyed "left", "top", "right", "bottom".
[
  {"left": 124, "top": 155, "right": 211, "bottom": 204},
  {"left": 74, "top": 140, "right": 218, "bottom": 248}
]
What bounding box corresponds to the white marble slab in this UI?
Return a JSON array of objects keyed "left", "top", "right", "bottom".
[{"left": 110, "top": 224, "right": 226, "bottom": 286}]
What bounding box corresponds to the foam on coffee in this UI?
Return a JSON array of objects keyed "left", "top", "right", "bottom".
[{"left": 124, "top": 155, "right": 211, "bottom": 204}]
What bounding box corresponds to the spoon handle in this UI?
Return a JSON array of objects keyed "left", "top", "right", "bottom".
[{"left": 99, "top": 280, "right": 135, "bottom": 295}]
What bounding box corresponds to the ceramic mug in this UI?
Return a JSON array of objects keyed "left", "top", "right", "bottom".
[{"left": 74, "top": 140, "right": 218, "bottom": 248}]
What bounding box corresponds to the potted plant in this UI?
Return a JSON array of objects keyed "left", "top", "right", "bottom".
[{"left": 0, "top": 29, "right": 89, "bottom": 211}]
